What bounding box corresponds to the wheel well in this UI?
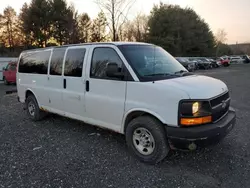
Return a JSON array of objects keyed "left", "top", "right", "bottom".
[
  {"left": 25, "top": 90, "right": 34, "bottom": 100},
  {"left": 124, "top": 111, "right": 163, "bottom": 133}
]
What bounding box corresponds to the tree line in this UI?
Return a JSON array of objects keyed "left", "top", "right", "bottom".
[{"left": 0, "top": 0, "right": 234, "bottom": 57}]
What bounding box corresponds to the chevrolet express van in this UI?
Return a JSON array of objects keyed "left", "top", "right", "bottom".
[{"left": 16, "top": 42, "right": 236, "bottom": 164}]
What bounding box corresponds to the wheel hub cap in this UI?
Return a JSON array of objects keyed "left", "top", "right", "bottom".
[
  {"left": 28, "top": 102, "right": 35, "bottom": 116},
  {"left": 133, "top": 127, "right": 155, "bottom": 155}
]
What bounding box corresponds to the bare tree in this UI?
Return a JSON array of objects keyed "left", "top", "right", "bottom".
[
  {"left": 216, "top": 29, "right": 227, "bottom": 44},
  {"left": 122, "top": 13, "right": 148, "bottom": 42},
  {"left": 215, "top": 29, "right": 228, "bottom": 57},
  {"left": 95, "top": 0, "right": 136, "bottom": 41}
]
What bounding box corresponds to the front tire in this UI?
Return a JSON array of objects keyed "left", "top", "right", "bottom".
[
  {"left": 125, "top": 116, "right": 170, "bottom": 164},
  {"left": 26, "top": 95, "right": 46, "bottom": 121}
]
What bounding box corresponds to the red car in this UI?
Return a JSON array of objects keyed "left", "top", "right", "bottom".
[
  {"left": 3, "top": 62, "right": 17, "bottom": 85},
  {"left": 217, "top": 57, "right": 230, "bottom": 67}
]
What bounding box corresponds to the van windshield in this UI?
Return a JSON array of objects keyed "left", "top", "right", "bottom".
[{"left": 118, "top": 45, "right": 188, "bottom": 81}]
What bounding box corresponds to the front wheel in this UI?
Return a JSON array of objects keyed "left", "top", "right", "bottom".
[
  {"left": 26, "top": 95, "right": 46, "bottom": 121},
  {"left": 125, "top": 116, "right": 170, "bottom": 164}
]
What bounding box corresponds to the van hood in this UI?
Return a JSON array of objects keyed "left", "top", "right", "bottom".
[{"left": 155, "top": 75, "right": 228, "bottom": 99}]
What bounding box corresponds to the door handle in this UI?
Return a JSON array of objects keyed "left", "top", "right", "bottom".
[
  {"left": 63, "top": 78, "right": 66, "bottom": 89},
  {"left": 86, "top": 80, "right": 89, "bottom": 92}
]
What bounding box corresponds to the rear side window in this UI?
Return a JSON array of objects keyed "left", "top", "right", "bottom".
[
  {"left": 64, "top": 48, "right": 86, "bottom": 77},
  {"left": 50, "top": 48, "right": 66, "bottom": 75},
  {"left": 19, "top": 50, "right": 51, "bottom": 74}
]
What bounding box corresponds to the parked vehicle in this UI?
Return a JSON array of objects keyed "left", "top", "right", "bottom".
[
  {"left": 16, "top": 42, "right": 236, "bottom": 164},
  {"left": 208, "top": 58, "right": 220, "bottom": 68},
  {"left": 229, "top": 56, "right": 244, "bottom": 64},
  {"left": 196, "top": 58, "right": 211, "bottom": 69},
  {"left": 175, "top": 57, "right": 195, "bottom": 72},
  {"left": 188, "top": 58, "right": 199, "bottom": 70},
  {"left": 3, "top": 62, "right": 17, "bottom": 85},
  {"left": 217, "top": 57, "right": 230, "bottom": 67},
  {"left": 242, "top": 55, "right": 250, "bottom": 63}
]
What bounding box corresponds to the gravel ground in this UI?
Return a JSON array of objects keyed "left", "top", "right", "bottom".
[{"left": 0, "top": 65, "right": 250, "bottom": 188}]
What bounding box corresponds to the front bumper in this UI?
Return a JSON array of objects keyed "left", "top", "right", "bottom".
[{"left": 166, "top": 108, "right": 236, "bottom": 150}]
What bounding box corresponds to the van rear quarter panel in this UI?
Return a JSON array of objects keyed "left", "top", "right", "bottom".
[
  {"left": 124, "top": 81, "right": 189, "bottom": 128},
  {"left": 17, "top": 73, "right": 48, "bottom": 105}
]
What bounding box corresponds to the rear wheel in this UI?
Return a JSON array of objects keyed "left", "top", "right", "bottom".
[
  {"left": 26, "top": 95, "right": 46, "bottom": 121},
  {"left": 125, "top": 116, "right": 170, "bottom": 164},
  {"left": 3, "top": 77, "right": 9, "bottom": 85}
]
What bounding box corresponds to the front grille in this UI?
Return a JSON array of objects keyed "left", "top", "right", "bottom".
[
  {"left": 210, "top": 92, "right": 229, "bottom": 107},
  {"left": 210, "top": 92, "right": 230, "bottom": 122}
]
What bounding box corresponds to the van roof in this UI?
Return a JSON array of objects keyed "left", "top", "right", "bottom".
[{"left": 21, "top": 42, "right": 152, "bottom": 53}]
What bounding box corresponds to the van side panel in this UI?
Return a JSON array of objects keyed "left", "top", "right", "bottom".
[
  {"left": 17, "top": 49, "right": 52, "bottom": 106},
  {"left": 123, "top": 81, "right": 189, "bottom": 131}
]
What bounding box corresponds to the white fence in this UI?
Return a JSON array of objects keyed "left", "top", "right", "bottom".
[{"left": 0, "top": 58, "right": 18, "bottom": 80}]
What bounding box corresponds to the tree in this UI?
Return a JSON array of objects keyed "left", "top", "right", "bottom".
[
  {"left": 0, "top": 6, "right": 19, "bottom": 48},
  {"left": 78, "top": 13, "right": 91, "bottom": 43},
  {"left": 215, "top": 29, "right": 228, "bottom": 57},
  {"left": 90, "top": 11, "right": 107, "bottom": 42},
  {"left": 216, "top": 42, "right": 233, "bottom": 56},
  {"left": 95, "top": 0, "right": 136, "bottom": 41},
  {"left": 122, "top": 13, "right": 148, "bottom": 42},
  {"left": 147, "top": 3, "right": 216, "bottom": 57},
  {"left": 215, "top": 29, "right": 227, "bottom": 44},
  {"left": 66, "top": 4, "right": 80, "bottom": 44},
  {"left": 19, "top": 3, "right": 33, "bottom": 47},
  {"left": 50, "top": 0, "right": 69, "bottom": 45},
  {"left": 28, "top": 0, "right": 52, "bottom": 47}
]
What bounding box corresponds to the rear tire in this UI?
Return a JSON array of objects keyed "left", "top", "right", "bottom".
[
  {"left": 3, "top": 77, "right": 9, "bottom": 85},
  {"left": 125, "top": 116, "right": 170, "bottom": 164},
  {"left": 26, "top": 95, "right": 46, "bottom": 121}
]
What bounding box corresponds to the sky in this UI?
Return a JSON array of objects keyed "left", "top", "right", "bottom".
[{"left": 0, "top": 0, "right": 249, "bottom": 44}]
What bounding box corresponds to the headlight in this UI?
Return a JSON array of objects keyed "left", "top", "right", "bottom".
[
  {"left": 192, "top": 102, "right": 199, "bottom": 114},
  {"left": 179, "top": 101, "right": 212, "bottom": 126}
]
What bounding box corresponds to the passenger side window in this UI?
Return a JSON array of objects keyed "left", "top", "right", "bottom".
[
  {"left": 64, "top": 48, "right": 86, "bottom": 77},
  {"left": 50, "top": 48, "right": 66, "bottom": 75},
  {"left": 19, "top": 50, "right": 51, "bottom": 74},
  {"left": 91, "top": 47, "right": 125, "bottom": 80}
]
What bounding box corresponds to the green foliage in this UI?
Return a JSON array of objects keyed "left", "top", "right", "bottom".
[
  {"left": 78, "top": 13, "right": 91, "bottom": 43},
  {"left": 66, "top": 5, "right": 80, "bottom": 44},
  {"left": 28, "top": 0, "right": 52, "bottom": 47},
  {"left": 147, "top": 3, "right": 216, "bottom": 57},
  {"left": 19, "top": 3, "right": 33, "bottom": 46},
  {"left": 90, "top": 11, "right": 107, "bottom": 42},
  {"left": 216, "top": 42, "right": 233, "bottom": 56},
  {"left": 0, "top": 1, "right": 222, "bottom": 58},
  {"left": 50, "top": 0, "right": 69, "bottom": 45}
]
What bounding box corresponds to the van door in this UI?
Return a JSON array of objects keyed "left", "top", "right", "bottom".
[
  {"left": 84, "top": 46, "right": 130, "bottom": 131},
  {"left": 62, "top": 47, "right": 87, "bottom": 117},
  {"left": 47, "top": 47, "right": 66, "bottom": 112}
]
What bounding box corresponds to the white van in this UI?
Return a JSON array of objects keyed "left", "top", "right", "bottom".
[{"left": 17, "top": 42, "right": 236, "bottom": 164}]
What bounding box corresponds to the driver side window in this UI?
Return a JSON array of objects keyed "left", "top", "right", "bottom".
[{"left": 90, "top": 47, "right": 131, "bottom": 80}]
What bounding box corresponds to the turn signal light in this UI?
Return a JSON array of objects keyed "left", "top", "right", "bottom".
[{"left": 181, "top": 116, "right": 212, "bottom": 126}]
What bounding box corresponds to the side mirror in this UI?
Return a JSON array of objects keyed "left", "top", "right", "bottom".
[
  {"left": 2, "top": 67, "right": 6, "bottom": 71},
  {"left": 106, "top": 62, "right": 124, "bottom": 79}
]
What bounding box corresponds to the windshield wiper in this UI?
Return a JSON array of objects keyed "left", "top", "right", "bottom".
[
  {"left": 144, "top": 73, "right": 175, "bottom": 77},
  {"left": 174, "top": 70, "right": 188, "bottom": 74}
]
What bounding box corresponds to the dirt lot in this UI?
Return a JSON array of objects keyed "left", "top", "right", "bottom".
[{"left": 0, "top": 65, "right": 250, "bottom": 188}]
